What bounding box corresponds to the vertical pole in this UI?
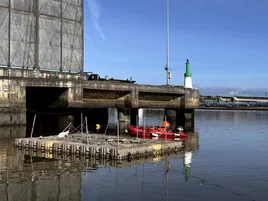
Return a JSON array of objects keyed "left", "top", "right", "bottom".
[
  {"left": 143, "top": 116, "right": 145, "bottom": 140},
  {"left": 136, "top": 115, "right": 139, "bottom": 139},
  {"left": 30, "top": 114, "right": 36, "bottom": 138},
  {"left": 104, "top": 121, "right": 109, "bottom": 135},
  {"left": 81, "top": 113, "right": 83, "bottom": 134},
  {"left": 165, "top": 0, "right": 170, "bottom": 85},
  {"left": 60, "top": 0, "right": 63, "bottom": 71},
  {"left": 85, "top": 116, "right": 88, "bottom": 133},
  {"left": 164, "top": 115, "right": 167, "bottom": 141},
  {"left": 81, "top": 0, "right": 84, "bottom": 75},
  {"left": 8, "top": 0, "right": 11, "bottom": 68},
  {"left": 85, "top": 116, "right": 89, "bottom": 145},
  {"left": 117, "top": 119, "right": 120, "bottom": 148},
  {"left": 35, "top": 0, "right": 39, "bottom": 69}
]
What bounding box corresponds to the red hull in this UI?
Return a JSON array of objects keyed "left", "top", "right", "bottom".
[{"left": 127, "top": 125, "right": 187, "bottom": 138}]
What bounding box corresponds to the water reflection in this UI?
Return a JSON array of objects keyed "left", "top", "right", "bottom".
[
  {"left": 196, "top": 109, "right": 268, "bottom": 124},
  {"left": 0, "top": 133, "right": 199, "bottom": 201},
  {"left": 1, "top": 110, "right": 267, "bottom": 200},
  {"left": 0, "top": 109, "right": 200, "bottom": 201},
  {"left": 162, "top": 150, "right": 194, "bottom": 200},
  {"left": 0, "top": 155, "right": 82, "bottom": 201},
  {"left": 184, "top": 151, "right": 192, "bottom": 182},
  {"left": 0, "top": 126, "right": 26, "bottom": 138}
]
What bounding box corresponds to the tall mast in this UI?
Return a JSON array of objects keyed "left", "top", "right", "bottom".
[{"left": 165, "top": 0, "right": 170, "bottom": 85}]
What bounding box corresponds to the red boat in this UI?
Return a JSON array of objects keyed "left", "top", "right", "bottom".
[{"left": 127, "top": 125, "right": 187, "bottom": 139}]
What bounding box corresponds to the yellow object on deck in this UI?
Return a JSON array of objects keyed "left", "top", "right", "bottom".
[{"left": 96, "top": 124, "right": 101, "bottom": 130}]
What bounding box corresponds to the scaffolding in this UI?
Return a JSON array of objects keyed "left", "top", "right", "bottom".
[{"left": 0, "top": 0, "right": 83, "bottom": 73}]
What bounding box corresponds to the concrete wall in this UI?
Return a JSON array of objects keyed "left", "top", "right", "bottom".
[
  {"left": 0, "top": 73, "right": 199, "bottom": 125},
  {"left": 81, "top": 81, "right": 199, "bottom": 109},
  {"left": 184, "top": 88, "right": 200, "bottom": 108}
]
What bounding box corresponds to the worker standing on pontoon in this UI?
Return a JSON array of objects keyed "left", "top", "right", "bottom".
[{"left": 162, "top": 120, "right": 170, "bottom": 131}]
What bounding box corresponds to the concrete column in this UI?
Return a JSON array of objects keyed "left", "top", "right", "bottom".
[
  {"left": 117, "top": 108, "right": 130, "bottom": 135},
  {"left": 165, "top": 108, "right": 195, "bottom": 131},
  {"left": 131, "top": 89, "right": 139, "bottom": 108},
  {"left": 68, "top": 84, "right": 83, "bottom": 107},
  {"left": 118, "top": 108, "right": 130, "bottom": 122},
  {"left": 164, "top": 109, "right": 176, "bottom": 129},
  {"left": 176, "top": 109, "right": 195, "bottom": 131},
  {"left": 184, "top": 109, "right": 195, "bottom": 131}
]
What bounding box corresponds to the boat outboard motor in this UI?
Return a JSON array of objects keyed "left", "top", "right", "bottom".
[{"left": 174, "top": 126, "right": 184, "bottom": 132}]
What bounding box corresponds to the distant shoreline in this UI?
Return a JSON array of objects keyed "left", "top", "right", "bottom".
[{"left": 197, "top": 107, "right": 268, "bottom": 111}]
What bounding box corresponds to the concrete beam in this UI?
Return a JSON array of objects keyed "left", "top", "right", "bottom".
[{"left": 0, "top": 77, "right": 199, "bottom": 125}]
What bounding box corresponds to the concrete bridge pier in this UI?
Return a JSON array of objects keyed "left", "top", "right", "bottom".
[
  {"left": 117, "top": 108, "right": 139, "bottom": 134},
  {"left": 164, "top": 109, "right": 177, "bottom": 129},
  {"left": 183, "top": 109, "right": 195, "bottom": 131},
  {"left": 118, "top": 108, "right": 130, "bottom": 122},
  {"left": 165, "top": 109, "right": 195, "bottom": 131},
  {"left": 117, "top": 108, "right": 131, "bottom": 134},
  {"left": 116, "top": 108, "right": 140, "bottom": 135}
]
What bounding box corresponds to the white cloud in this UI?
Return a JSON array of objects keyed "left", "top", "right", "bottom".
[{"left": 86, "top": 0, "right": 106, "bottom": 41}]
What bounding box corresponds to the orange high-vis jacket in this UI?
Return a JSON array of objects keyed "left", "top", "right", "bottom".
[{"left": 161, "top": 121, "right": 170, "bottom": 127}]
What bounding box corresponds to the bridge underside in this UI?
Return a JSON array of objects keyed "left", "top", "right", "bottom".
[
  {"left": 82, "top": 89, "right": 184, "bottom": 109},
  {"left": 0, "top": 77, "right": 199, "bottom": 136}
]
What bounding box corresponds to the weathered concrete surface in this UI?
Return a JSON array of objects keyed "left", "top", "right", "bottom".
[
  {"left": 0, "top": 76, "right": 199, "bottom": 110},
  {"left": 0, "top": 69, "right": 199, "bottom": 125},
  {"left": 184, "top": 88, "right": 200, "bottom": 109}
]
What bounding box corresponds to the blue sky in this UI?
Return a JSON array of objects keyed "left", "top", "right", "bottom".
[{"left": 84, "top": 0, "right": 268, "bottom": 88}]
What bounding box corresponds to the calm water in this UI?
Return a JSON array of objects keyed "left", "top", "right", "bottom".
[{"left": 0, "top": 109, "right": 267, "bottom": 201}]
